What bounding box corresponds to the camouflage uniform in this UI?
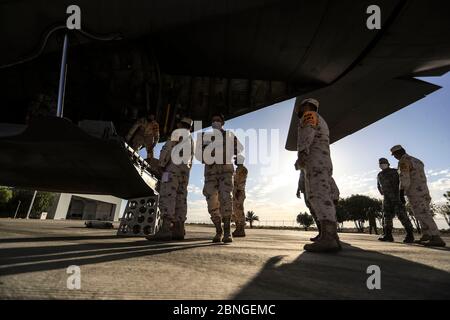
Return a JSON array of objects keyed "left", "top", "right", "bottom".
[
  {"left": 299, "top": 170, "right": 316, "bottom": 224},
  {"left": 297, "top": 111, "right": 336, "bottom": 222},
  {"left": 158, "top": 131, "right": 194, "bottom": 223},
  {"left": 299, "top": 170, "right": 339, "bottom": 236},
  {"left": 196, "top": 130, "right": 243, "bottom": 228},
  {"left": 232, "top": 165, "right": 248, "bottom": 226},
  {"left": 295, "top": 98, "right": 340, "bottom": 252},
  {"left": 126, "top": 118, "right": 160, "bottom": 159},
  {"left": 367, "top": 212, "right": 378, "bottom": 235},
  {"left": 398, "top": 154, "right": 440, "bottom": 236},
  {"left": 377, "top": 168, "right": 414, "bottom": 235}
]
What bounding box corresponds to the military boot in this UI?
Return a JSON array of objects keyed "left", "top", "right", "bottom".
[
  {"left": 172, "top": 221, "right": 185, "bottom": 240},
  {"left": 310, "top": 221, "right": 321, "bottom": 241},
  {"left": 232, "top": 222, "right": 246, "bottom": 237},
  {"left": 304, "top": 220, "right": 341, "bottom": 253},
  {"left": 403, "top": 231, "right": 415, "bottom": 243},
  {"left": 212, "top": 218, "right": 223, "bottom": 243},
  {"left": 146, "top": 219, "right": 172, "bottom": 241},
  {"left": 378, "top": 234, "right": 394, "bottom": 242},
  {"left": 378, "top": 225, "right": 394, "bottom": 242},
  {"left": 423, "top": 235, "right": 446, "bottom": 247},
  {"left": 414, "top": 234, "right": 432, "bottom": 244},
  {"left": 222, "top": 217, "right": 233, "bottom": 243}
]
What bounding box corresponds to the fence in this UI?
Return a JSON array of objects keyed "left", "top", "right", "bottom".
[{"left": 187, "top": 219, "right": 299, "bottom": 228}]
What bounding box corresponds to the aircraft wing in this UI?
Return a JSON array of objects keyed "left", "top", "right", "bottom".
[
  {"left": 1, "top": 0, "right": 449, "bottom": 141},
  {"left": 285, "top": 77, "right": 442, "bottom": 151}
]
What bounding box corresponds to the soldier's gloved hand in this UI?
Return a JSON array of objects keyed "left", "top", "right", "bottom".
[
  {"left": 296, "top": 187, "right": 301, "bottom": 199},
  {"left": 294, "top": 159, "right": 300, "bottom": 171}
]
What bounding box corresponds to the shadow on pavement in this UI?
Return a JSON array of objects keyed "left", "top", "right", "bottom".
[
  {"left": 0, "top": 234, "right": 210, "bottom": 244},
  {"left": 233, "top": 242, "right": 450, "bottom": 299},
  {"left": 0, "top": 235, "right": 213, "bottom": 277},
  {"left": 0, "top": 235, "right": 127, "bottom": 243}
]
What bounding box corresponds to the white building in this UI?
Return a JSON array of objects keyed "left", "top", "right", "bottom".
[{"left": 47, "top": 193, "right": 127, "bottom": 221}]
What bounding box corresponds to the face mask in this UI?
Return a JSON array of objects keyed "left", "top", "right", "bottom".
[
  {"left": 380, "top": 164, "right": 389, "bottom": 170},
  {"left": 212, "top": 121, "right": 222, "bottom": 130}
]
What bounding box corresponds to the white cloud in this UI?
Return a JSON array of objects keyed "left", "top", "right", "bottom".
[
  {"left": 424, "top": 167, "right": 450, "bottom": 204},
  {"left": 334, "top": 169, "right": 380, "bottom": 199},
  {"left": 430, "top": 177, "right": 450, "bottom": 192}
]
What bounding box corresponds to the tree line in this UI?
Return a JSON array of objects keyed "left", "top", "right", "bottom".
[{"left": 297, "top": 192, "right": 450, "bottom": 232}]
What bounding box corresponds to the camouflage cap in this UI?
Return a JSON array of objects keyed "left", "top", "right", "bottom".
[
  {"left": 378, "top": 157, "right": 389, "bottom": 164},
  {"left": 294, "top": 97, "right": 319, "bottom": 115},
  {"left": 390, "top": 145, "right": 404, "bottom": 154},
  {"left": 300, "top": 98, "right": 319, "bottom": 109}
]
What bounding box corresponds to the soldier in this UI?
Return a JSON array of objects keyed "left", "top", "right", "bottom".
[
  {"left": 232, "top": 158, "right": 248, "bottom": 237},
  {"left": 377, "top": 157, "right": 415, "bottom": 243},
  {"left": 297, "top": 170, "right": 339, "bottom": 242},
  {"left": 126, "top": 113, "right": 160, "bottom": 161},
  {"left": 195, "top": 114, "right": 244, "bottom": 243},
  {"left": 391, "top": 145, "right": 446, "bottom": 247},
  {"left": 147, "top": 117, "right": 194, "bottom": 241},
  {"left": 295, "top": 98, "right": 341, "bottom": 252},
  {"left": 367, "top": 212, "right": 379, "bottom": 235}
]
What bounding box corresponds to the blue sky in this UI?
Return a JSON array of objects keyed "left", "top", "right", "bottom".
[{"left": 146, "top": 73, "right": 450, "bottom": 228}]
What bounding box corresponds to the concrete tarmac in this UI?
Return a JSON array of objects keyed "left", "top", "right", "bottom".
[{"left": 0, "top": 219, "right": 449, "bottom": 299}]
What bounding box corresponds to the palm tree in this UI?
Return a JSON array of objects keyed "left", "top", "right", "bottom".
[{"left": 245, "top": 211, "right": 259, "bottom": 228}]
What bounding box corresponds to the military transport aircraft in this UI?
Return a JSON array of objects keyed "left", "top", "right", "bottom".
[{"left": 0, "top": 0, "right": 449, "bottom": 200}]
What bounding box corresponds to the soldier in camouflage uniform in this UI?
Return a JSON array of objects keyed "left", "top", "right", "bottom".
[
  {"left": 126, "top": 114, "right": 160, "bottom": 160},
  {"left": 297, "top": 169, "right": 340, "bottom": 242},
  {"left": 232, "top": 159, "right": 248, "bottom": 237},
  {"left": 147, "top": 118, "right": 193, "bottom": 241},
  {"left": 377, "top": 157, "right": 415, "bottom": 243},
  {"left": 295, "top": 98, "right": 341, "bottom": 253},
  {"left": 367, "top": 211, "right": 379, "bottom": 235},
  {"left": 195, "top": 114, "right": 244, "bottom": 243},
  {"left": 391, "top": 145, "right": 446, "bottom": 247}
]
